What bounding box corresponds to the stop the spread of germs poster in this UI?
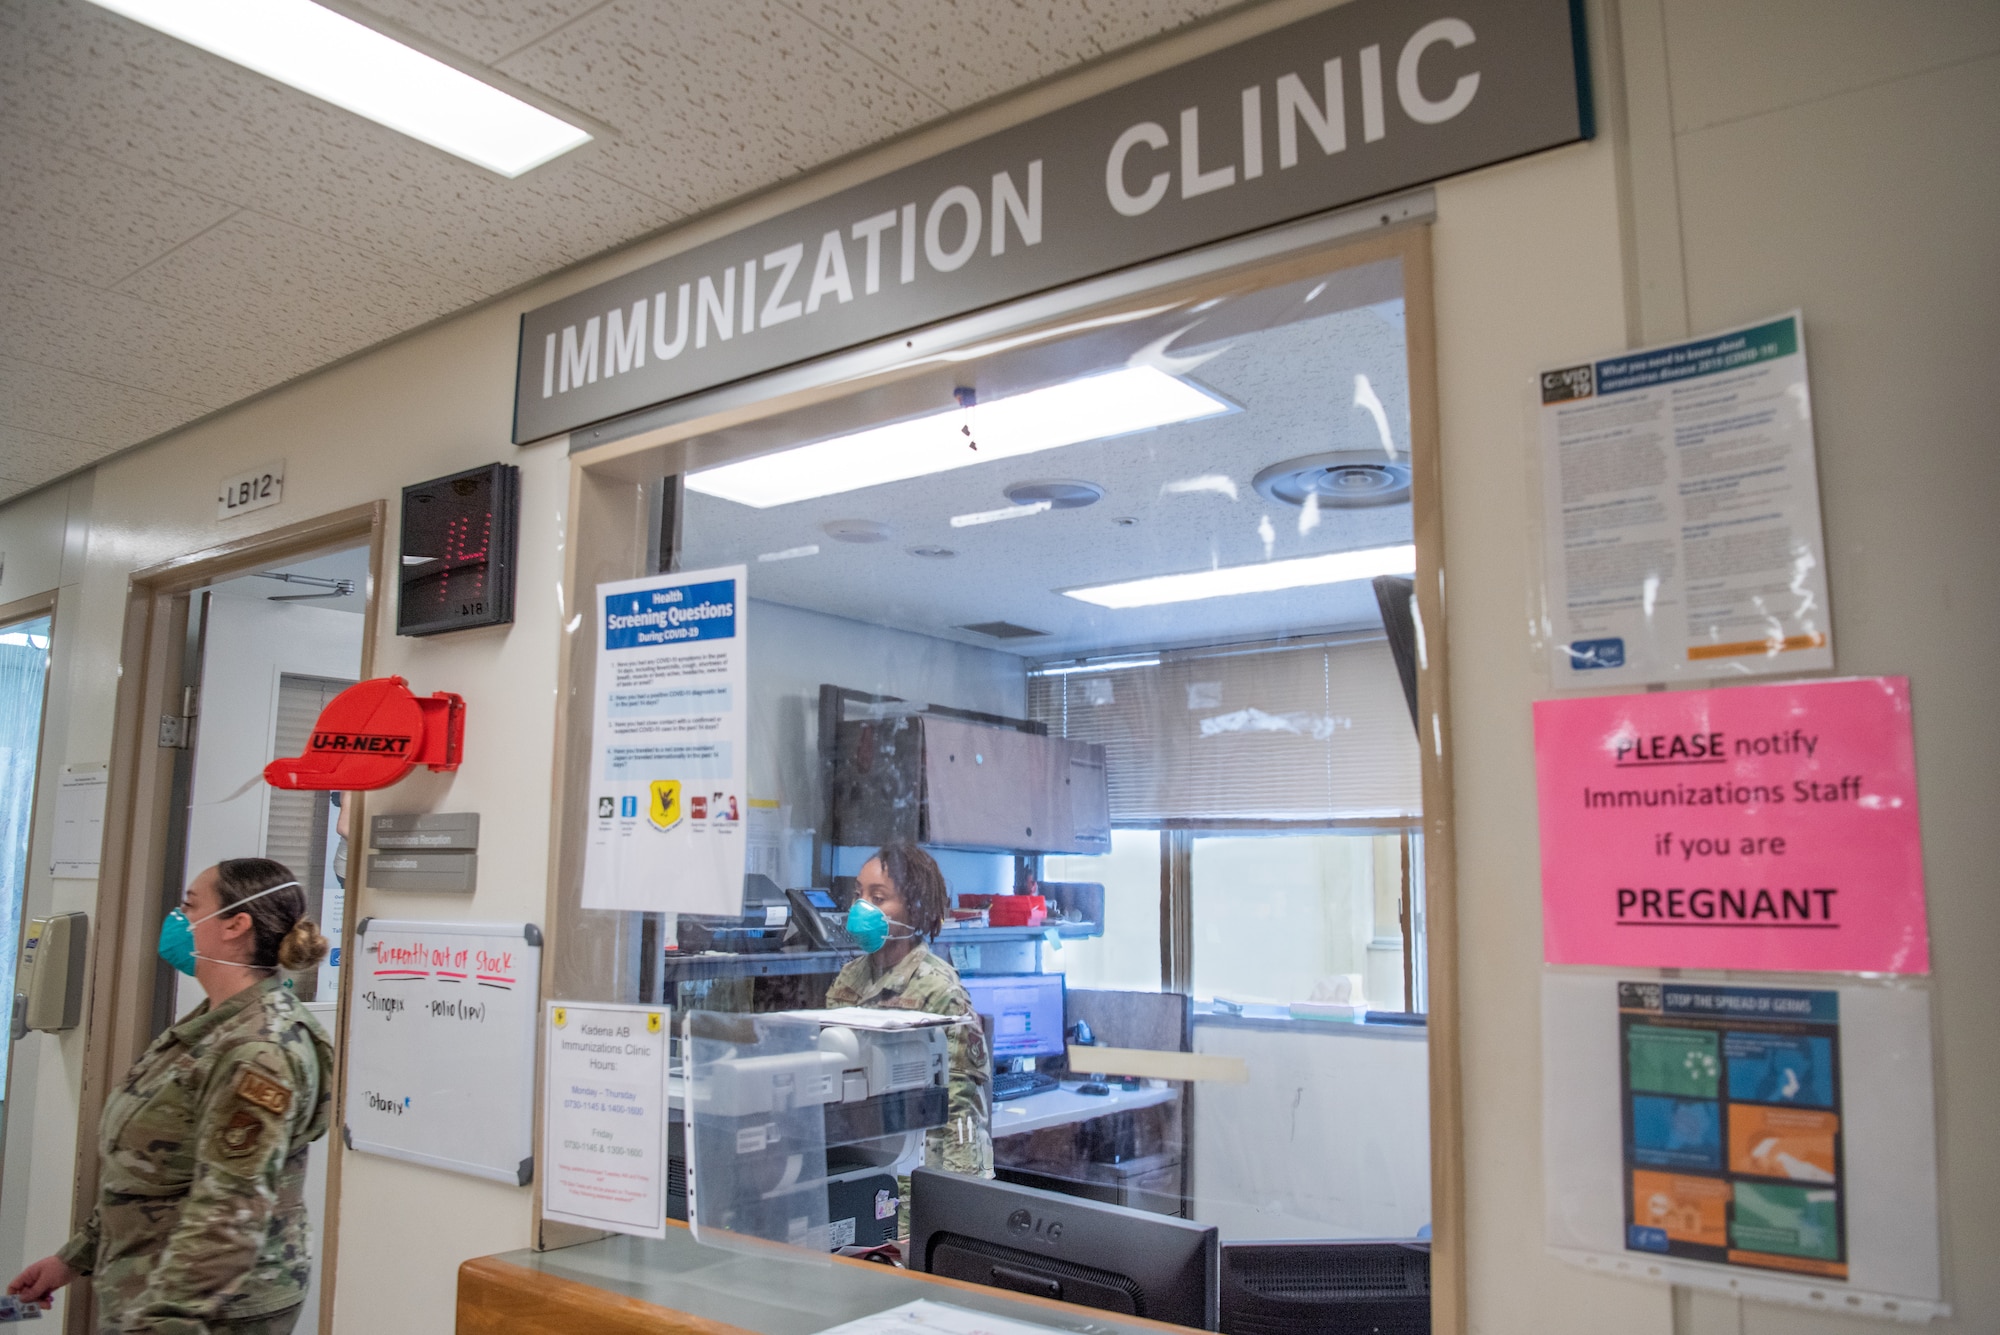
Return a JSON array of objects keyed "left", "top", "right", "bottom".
[
  {"left": 581, "top": 565, "right": 747, "bottom": 916},
  {"left": 1619, "top": 981, "right": 1845, "bottom": 1278}
]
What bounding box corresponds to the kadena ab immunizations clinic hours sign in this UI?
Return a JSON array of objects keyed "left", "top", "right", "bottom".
[{"left": 581, "top": 566, "right": 748, "bottom": 916}]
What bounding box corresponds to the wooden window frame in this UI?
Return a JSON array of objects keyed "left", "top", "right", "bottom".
[
  {"left": 72, "top": 502, "right": 385, "bottom": 1335},
  {"left": 548, "top": 220, "right": 1464, "bottom": 1330}
]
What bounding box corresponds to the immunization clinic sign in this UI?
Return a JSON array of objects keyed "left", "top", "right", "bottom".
[
  {"left": 515, "top": 0, "right": 1590, "bottom": 442},
  {"left": 1533, "top": 678, "right": 1928, "bottom": 974},
  {"left": 581, "top": 566, "right": 747, "bottom": 916}
]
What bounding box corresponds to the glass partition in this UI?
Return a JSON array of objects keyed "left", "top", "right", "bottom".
[{"left": 553, "top": 232, "right": 1444, "bottom": 1275}]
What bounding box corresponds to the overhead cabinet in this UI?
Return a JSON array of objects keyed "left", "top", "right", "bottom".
[{"left": 828, "top": 710, "right": 1110, "bottom": 855}]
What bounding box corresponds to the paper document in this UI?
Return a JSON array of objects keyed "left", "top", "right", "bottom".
[
  {"left": 1538, "top": 312, "right": 1832, "bottom": 686},
  {"left": 788, "top": 1007, "right": 963, "bottom": 1032},
  {"left": 814, "top": 1299, "right": 1079, "bottom": 1335},
  {"left": 51, "top": 764, "right": 108, "bottom": 877}
]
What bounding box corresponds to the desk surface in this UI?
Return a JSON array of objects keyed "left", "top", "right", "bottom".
[
  {"left": 462, "top": 1225, "right": 1200, "bottom": 1335},
  {"left": 991, "top": 1081, "right": 1177, "bottom": 1138}
]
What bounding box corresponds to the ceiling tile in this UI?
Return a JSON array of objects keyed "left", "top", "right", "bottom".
[
  {"left": 0, "top": 260, "right": 263, "bottom": 403},
  {"left": 0, "top": 129, "right": 236, "bottom": 288},
  {"left": 352, "top": 0, "right": 611, "bottom": 65},
  {"left": 0, "top": 355, "right": 205, "bottom": 447},
  {"left": 498, "top": 0, "right": 946, "bottom": 215},
  {"left": 783, "top": 0, "right": 1237, "bottom": 108},
  {"left": 111, "top": 211, "right": 482, "bottom": 379},
  {"left": 0, "top": 0, "right": 1256, "bottom": 490},
  {"left": 0, "top": 1, "right": 673, "bottom": 291},
  {"left": 0, "top": 423, "right": 113, "bottom": 497}
]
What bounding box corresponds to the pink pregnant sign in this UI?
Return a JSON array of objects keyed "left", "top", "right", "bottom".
[{"left": 1533, "top": 677, "right": 1927, "bottom": 973}]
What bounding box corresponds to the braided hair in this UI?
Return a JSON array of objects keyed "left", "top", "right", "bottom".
[{"left": 871, "top": 842, "right": 948, "bottom": 942}]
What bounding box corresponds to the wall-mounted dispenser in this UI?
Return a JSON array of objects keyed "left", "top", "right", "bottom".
[{"left": 13, "top": 912, "right": 88, "bottom": 1038}]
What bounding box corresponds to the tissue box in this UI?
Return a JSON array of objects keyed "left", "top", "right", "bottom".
[{"left": 1288, "top": 1000, "right": 1369, "bottom": 1021}]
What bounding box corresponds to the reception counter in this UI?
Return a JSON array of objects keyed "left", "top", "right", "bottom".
[{"left": 459, "top": 1224, "right": 1203, "bottom": 1335}]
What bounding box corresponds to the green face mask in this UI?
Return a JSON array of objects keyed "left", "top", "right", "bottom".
[
  {"left": 158, "top": 880, "right": 298, "bottom": 977},
  {"left": 845, "top": 899, "right": 914, "bottom": 954}
]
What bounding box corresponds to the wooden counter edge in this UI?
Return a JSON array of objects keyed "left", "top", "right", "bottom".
[
  {"left": 458, "top": 1229, "right": 1206, "bottom": 1335},
  {"left": 458, "top": 1254, "right": 759, "bottom": 1335}
]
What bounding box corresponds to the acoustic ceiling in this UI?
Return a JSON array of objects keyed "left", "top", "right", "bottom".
[{"left": 0, "top": 0, "right": 1236, "bottom": 499}]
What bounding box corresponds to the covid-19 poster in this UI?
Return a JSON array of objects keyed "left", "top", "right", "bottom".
[
  {"left": 1537, "top": 312, "right": 1833, "bottom": 687},
  {"left": 580, "top": 565, "right": 747, "bottom": 916}
]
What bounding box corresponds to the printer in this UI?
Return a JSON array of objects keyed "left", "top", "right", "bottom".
[{"left": 677, "top": 1011, "right": 958, "bottom": 1250}]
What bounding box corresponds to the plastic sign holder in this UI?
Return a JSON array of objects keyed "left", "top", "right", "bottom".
[{"left": 264, "top": 675, "right": 465, "bottom": 791}]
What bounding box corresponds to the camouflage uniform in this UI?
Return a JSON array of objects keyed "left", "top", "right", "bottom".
[
  {"left": 825, "top": 943, "right": 992, "bottom": 1178},
  {"left": 58, "top": 977, "right": 333, "bottom": 1335}
]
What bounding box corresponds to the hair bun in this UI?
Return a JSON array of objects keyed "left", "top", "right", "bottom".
[{"left": 278, "top": 918, "right": 331, "bottom": 971}]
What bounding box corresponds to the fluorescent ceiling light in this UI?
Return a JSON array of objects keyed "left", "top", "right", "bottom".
[
  {"left": 951, "top": 501, "right": 1051, "bottom": 528},
  {"left": 687, "top": 366, "right": 1232, "bottom": 509},
  {"left": 1032, "top": 658, "right": 1161, "bottom": 676},
  {"left": 1064, "top": 543, "right": 1416, "bottom": 609},
  {"left": 84, "top": 0, "right": 591, "bottom": 177},
  {"left": 757, "top": 544, "right": 819, "bottom": 563}
]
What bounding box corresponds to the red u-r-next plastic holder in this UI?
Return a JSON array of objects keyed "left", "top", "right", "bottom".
[{"left": 263, "top": 675, "right": 464, "bottom": 791}]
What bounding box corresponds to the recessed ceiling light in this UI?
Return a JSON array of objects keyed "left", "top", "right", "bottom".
[
  {"left": 1032, "top": 657, "right": 1160, "bottom": 676},
  {"left": 1063, "top": 543, "right": 1416, "bottom": 609},
  {"left": 756, "top": 544, "right": 819, "bottom": 563},
  {"left": 83, "top": 0, "right": 591, "bottom": 177},
  {"left": 686, "top": 367, "right": 1232, "bottom": 509},
  {"left": 824, "top": 519, "right": 891, "bottom": 544},
  {"left": 951, "top": 501, "right": 1051, "bottom": 528}
]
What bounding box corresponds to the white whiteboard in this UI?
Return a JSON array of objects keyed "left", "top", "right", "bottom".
[{"left": 345, "top": 918, "right": 542, "bottom": 1185}]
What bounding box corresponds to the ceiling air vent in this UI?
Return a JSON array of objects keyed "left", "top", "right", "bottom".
[
  {"left": 1004, "top": 480, "right": 1103, "bottom": 509},
  {"left": 1252, "top": 452, "right": 1412, "bottom": 508},
  {"left": 956, "top": 621, "right": 1050, "bottom": 640}
]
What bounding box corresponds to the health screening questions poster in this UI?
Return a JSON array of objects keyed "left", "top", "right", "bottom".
[
  {"left": 1538, "top": 312, "right": 1833, "bottom": 687},
  {"left": 581, "top": 566, "right": 747, "bottom": 916},
  {"left": 1533, "top": 677, "right": 1928, "bottom": 974}
]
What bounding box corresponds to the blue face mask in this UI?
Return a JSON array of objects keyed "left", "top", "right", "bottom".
[
  {"left": 159, "top": 880, "right": 299, "bottom": 977},
  {"left": 845, "top": 899, "right": 911, "bottom": 954}
]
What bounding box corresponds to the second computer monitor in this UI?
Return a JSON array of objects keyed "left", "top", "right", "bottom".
[{"left": 962, "top": 972, "right": 1065, "bottom": 1062}]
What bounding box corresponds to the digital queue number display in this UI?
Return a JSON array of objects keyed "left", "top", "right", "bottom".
[{"left": 397, "top": 463, "right": 520, "bottom": 637}]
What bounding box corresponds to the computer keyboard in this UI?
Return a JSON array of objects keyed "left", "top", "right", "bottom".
[{"left": 991, "top": 1069, "right": 1059, "bottom": 1101}]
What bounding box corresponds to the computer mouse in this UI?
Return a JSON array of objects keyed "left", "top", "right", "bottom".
[{"left": 1077, "top": 1081, "right": 1111, "bottom": 1096}]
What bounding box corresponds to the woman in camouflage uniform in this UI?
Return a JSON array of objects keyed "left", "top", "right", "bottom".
[
  {"left": 826, "top": 843, "right": 992, "bottom": 1179},
  {"left": 9, "top": 858, "right": 334, "bottom": 1334}
]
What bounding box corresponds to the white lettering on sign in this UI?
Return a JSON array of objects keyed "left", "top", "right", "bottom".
[
  {"left": 537, "top": 163, "right": 1047, "bottom": 401},
  {"left": 217, "top": 462, "right": 284, "bottom": 520},
  {"left": 1105, "top": 20, "right": 1480, "bottom": 216}
]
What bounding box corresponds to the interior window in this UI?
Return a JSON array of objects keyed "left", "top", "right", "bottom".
[
  {"left": 650, "top": 246, "right": 1431, "bottom": 1256},
  {"left": 1043, "top": 828, "right": 1161, "bottom": 992}
]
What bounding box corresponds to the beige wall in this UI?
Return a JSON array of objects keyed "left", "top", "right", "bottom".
[{"left": 0, "top": 1, "right": 1992, "bottom": 1331}]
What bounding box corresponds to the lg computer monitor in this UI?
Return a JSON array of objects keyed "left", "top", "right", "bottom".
[
  {"left": 961, "top": 972, "right": 1066, "bottom": 1063},
  {"left": 910, "top": 1166, "right": 1219, "bottom": 1330}
]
